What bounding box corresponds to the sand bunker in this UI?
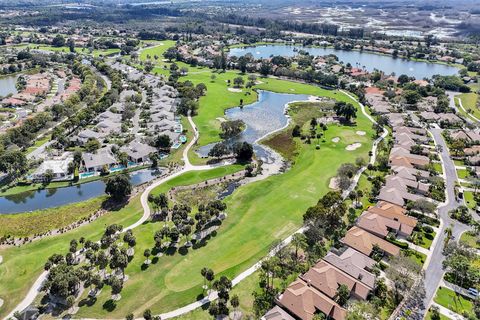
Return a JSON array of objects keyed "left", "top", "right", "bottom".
[
  {"left": 216, "top": 117, "right": 227, "bottom": 123},
  {"left": 329, "top": 177, "right": 340, "bottom": 190},
  {"left": 0, "top": 298, "right": 3, "bottom": 308},
  {"left": 346, "top": 143, "right": 362, "bottom": 151},
  {"left": 228, "top": 88, "right": 242, "bottom": 93},
  {"left": 331, "top": 137, "right": 340, "bottom": 143},
  {"left": 255, "top": 80, "right": 264, "bottom": 85},
  {"left": 356, "top": 131, "right": 366, "bottom": 136}
]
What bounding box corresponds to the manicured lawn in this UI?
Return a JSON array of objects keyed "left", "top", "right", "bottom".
[
  {"left": 0, "top": 164, "right": 247, "bottom": 319},
  {"left": 73, "top": 90, "right": 374, "bottom": 317},
  {"left": 457, "top": 168, "right": 469, "bottom": 179},
  {"left": 454, "top": 159, "right": 465, "bottom": 166},
  {"left": 403, "top": 248, "right": 427, "bottom": 267},
  {"left": 0, "top": 197, "right": 144, "bottom": 319},
  {"left": 463, "top": 191, "right": 477, "bottom": 210},
  {"left": 0, "top": 196, "right": 106, "bottom": 238},
  {"left": 417, "top": 230, "right": 436, "bottom": 250},
  {"left": 434, "top": 287, "right": 474, "bottom": 317},
  {"left": 433, "top": 162, "right": 443, "bottom": 175},
  {"left": 460, "top": 231, "right": 480, "bottom": 249},
  {"left": 19, "top": 44, "right": 120, "bottom": 57},
  {"left": 457, "top": 92, "right": 480, "bottom": 121}
]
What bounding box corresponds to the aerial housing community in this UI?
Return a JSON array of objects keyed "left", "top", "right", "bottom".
[{"left": 0, "top": 2, "right": 479, "bottom": 320}]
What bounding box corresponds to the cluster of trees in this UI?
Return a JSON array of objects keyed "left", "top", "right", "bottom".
[
  {"left": 449, "top": 205, "right": 474, "bottom": 225},
  {"left": 105, "top": 174, "right": 132, "bottom": 201},
  {"left": 42, "top": 224, "right": 136, "bottom": 310},
  {"left": 149, "top": 194, "right": 228, "bottom": 250},
  {"left": 333, "top": 101, "right": 357, "bottom": 123},
  {"left": 175, "top": 80, "right": 207, "bottom": 116},
  {"left": 303, "top": 191, "right": 347, "bottom": 242},
  {"left": 220, "top": 120, "right": 244, "bottom": 139},
  {"left": 443, "top": 242, "right": 480, "bottom": 290},
  {"left": 434, "top": 75, "right": 471, "bottom": 93},
  {"left": 208, "top": 141, "right": 254, "bottom": 162}
]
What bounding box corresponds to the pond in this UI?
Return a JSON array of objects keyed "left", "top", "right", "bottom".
[
  {"left": 195, "top": 90, "right": 310, "bottom": 162},
  {"left": 229, "top": 45, "right": 459, "bottom": 79},
  {"left": 0, "top": 74, "right": 19, "bottom": 97},
  {"left": 0, "top": 168, "right": 163, "bottom": 214}
]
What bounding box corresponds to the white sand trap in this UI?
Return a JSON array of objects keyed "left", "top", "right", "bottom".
[
  {"left": 356, "top": 131, "right": 366, "bottom": 136},
  {"left": 255, "top": 80, "right": 264, "bottom": 85},
  {"left": 290, "top": 89, "right": 295, "bottom": 91},
  {"left": 216, "top": 117, "right": 227, "bottom": 123},
  {"left": 329, "top": 177, "right": 340, "bottom": 190},
  {"left": 0, "top": 298, "right": 3, "bottom": 308},
  {"left": 346, "top": 143, "right": 362, "bottom": 151},
  {"left": 331, "top": 137, "right": 340, "bottom": 143},
  {"left": 308, "top": 95, "right": 321, "bottom": 102},
  {"left": 228, "top": 88, "right": 242, "bottom": 93}
]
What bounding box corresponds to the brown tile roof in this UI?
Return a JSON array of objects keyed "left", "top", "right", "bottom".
[
  {"left": 301, "top": 260, "right": 371, "bottom": 300},
  {"left": 278, "top": 279, "right": 347, "bottom": 320},
  {"left": 368, "top": 202, "right": 417, "bottom": 230},
  {"left": 323, "top": 248, "right": 376, "bottom": 289},
  {"left": 263, "top": 306, "right": 296, "bottom": 320},
  {"left": 341, "top": 226, "right": 400, "bottom": 256}
]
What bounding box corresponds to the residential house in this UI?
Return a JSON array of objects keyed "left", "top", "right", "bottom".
[
  {"left": 31, "top": 157, "right": 73, "bottom": 181},
  {"left": 262, "top": 306, "right": 295, "bottom": 320},
  {"left": 82, "top": 147, "right": 117, "bottom": 172},
  {"left": 323, "top": 248, "right": 376, "bottom": 289},
  {"left": 120, "top": 140, "right": 156, "bottom": 163},
  {"left": 341, "top": 226, "right": 400, "bottom": 257},
  {"left": 277, "top": 279, "right": 347, "bottom": 320},
  {"left": 300, "top": 260, "right": 372, "bottom": 300}
]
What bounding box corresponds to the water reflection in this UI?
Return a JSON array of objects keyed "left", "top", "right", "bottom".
[
  {"left": 196, "top": 90, "right": 310, "bottom": 163},
  {"left": 229, "top": 45, "right": 459, "bottom": 79},
  {"left": 0, "top": 168, "right": 162, "bottom": 214}
]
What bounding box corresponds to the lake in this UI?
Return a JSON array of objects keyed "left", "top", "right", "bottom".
[
  {"left": 196, "top": 90, "right": 310, "bottom": 161},
  {"left": 229, "top": 45, "right": 459, "bottom": 79},
  {"left": 0, "top": 74, "right": 19, "bottom": 97},
  {"left": 0, "top": 168, "right": 163, "bottom": 214}
]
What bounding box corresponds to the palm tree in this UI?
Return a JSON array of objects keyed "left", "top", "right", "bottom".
[{"left": 291, "top": 233, "right": 307, "bottom": 261}]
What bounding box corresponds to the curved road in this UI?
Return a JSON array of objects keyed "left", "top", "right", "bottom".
[{"left": 6, "top": 91, "right": 386, "bottom": 320}]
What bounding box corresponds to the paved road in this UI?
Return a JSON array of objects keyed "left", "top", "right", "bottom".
[{"left": 422, "top": 127, "right": 470, "bottom": 314}]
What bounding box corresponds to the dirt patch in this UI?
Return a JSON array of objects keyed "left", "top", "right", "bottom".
[
  {"left": 331, "top": 137, "right": 340, "bottom": 143},
  {"left": 228, "top": 88, "right": 242, "bottom": 93},
  {"left": 356, "top": 131, "right": 366, "bottom": 136},
  {"left": 329, "top": 177, "right": 340, "bottom": 190},
  {"left": 346, "top": 143, "right": 362, "bottom": 151}
]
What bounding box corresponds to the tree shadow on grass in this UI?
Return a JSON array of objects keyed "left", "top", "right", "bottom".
[
  {"left": 78, "top": 297, "right": 97, "bottom": 307},
  {"left": 178, "top": 246, "right": 189, "bottom": 255},
  {"left": 102, "top": 299, "right": 117, "bottom": 312}
]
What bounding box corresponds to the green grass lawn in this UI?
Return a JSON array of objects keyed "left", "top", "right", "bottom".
[
  {"left": 456, "top": 168, "right": 469, "bottom": 179},
  {"left": 0, "top": 197, "right": 143, "bottom": 319},
  {"left": 0, "top": 165, "right": 245, "bottom": 319},
  {"left": 433, "top": 162, "right": 443, "bottom": 175},
  {"left": 463, "top": 191, "right": 477, "bottom": 210},
  {"left": 417, "top": 230, "right": 436, "bottom": 250},
  {"left": 0, "top": 196, "right": 106, "bottom": 238},
  {"left": 434, "top": 287, "right": 474, "bottom": 317},
  {"left": 71, "top": 89, "right": 374, "bottom": 317},
  {"left": 454, "top": 159, "right": 465, "bottom": 166},
  {"left": 18, "top": 44, "right": 120, "bottom": 57},
  {"left": 460, "top": 231, "right": 480, "bottom": 249}
]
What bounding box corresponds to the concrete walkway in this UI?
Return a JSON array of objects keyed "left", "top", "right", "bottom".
[{"left": 432, "top": 302, "right": 466, "bottom": 320}]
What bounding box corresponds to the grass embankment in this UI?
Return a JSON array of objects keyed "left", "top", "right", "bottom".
[
  {"left": 0, "top": 165, "right": 241, "bottom": 319},
  {"left": 456, "top": 82, "right": 480, "bottom": 121},
  {"left": 434, "top": 287, "right": 474, "bottom": 317},
  {"left": 72, "top": 85, "right": 374, "bottom": 317},
  {"left": 0, "top": 196, "right": 106, "bottom": 238}
]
